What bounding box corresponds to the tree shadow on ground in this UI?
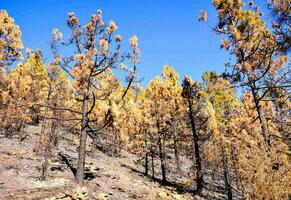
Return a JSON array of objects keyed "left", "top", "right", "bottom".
[
  {"left": 119, "top": 163, "right": 196, "bottom": 195},
  {"left": 57, "top": 152, "right": 98, "bottom": 180}
]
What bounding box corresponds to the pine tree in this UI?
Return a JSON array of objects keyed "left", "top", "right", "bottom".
[
  {"left": 202, "top": 0, "right": 290, "bottom": 147},
  {"left": 0, "top": 10, "right": 23, "bottom": 68},
  {"left": 2, "top": 50, "right": 47, "bottom": 137},
  {"left": 50, "top": 10, "right": 139, "bottom": 185}
]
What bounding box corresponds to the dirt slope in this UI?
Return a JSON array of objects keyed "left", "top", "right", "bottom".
[{"left": 0, "top": 125, "right": 199, "bottom": 200}]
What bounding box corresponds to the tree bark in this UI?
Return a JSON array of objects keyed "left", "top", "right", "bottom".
[
  {"left": 51, "top": 108, "right": 59, "bottom": 147},
  {"left": 144, "top": 139, "right": 148, "bottom": 176},
  {"left": 19, "top": 120, "right": 25, "bottom": 142},
  {"left": 145, "top": 152, "right": 149, "bottom": 176},
  {"left": 173, "top": 119, "right": 181, "bottom": 175},
  {"left": 151, "top": 143, "right": 155, "bottom": 179},
  {"left": 249, "top": 78, "right": 270, "bottom": 146},
  {"left": 76, "top": 92, "right": 88, "bottom": 186},
  {"left": 188, "top": 98, "right": 203, "bottom": 195},
  {"left": 221, "top": 145, "right": 233, "bottom": 200},
  {"left": 158, "top": 137, "right": 166, "bottom": 184},
  {"left": 255, "top": 102, "right": 270, "bottom": 145}
]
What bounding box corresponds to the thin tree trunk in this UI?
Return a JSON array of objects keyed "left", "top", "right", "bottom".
[
  {"left": 19, "top": 120, "right": 25, "bottom": 142},
  {"left": 145, "top": 152, "right": 149, "bottom": 176},
  {"left": 162, "top": 131, "right": 167, "bottom": 178},
  {"left": 221, "top": 145, "right": 233, "bottom": 200},
  {"left": 51, "top": 108, "right": 59, "bottom": 147},
  {"left": 155, "top": 107, "right": 167, "bottom": 184},
  {"left": 256, "top": 103, "right": 270, "bottom": 145},
  {"left": 158, "top": 137, "right": 166, "bottom": 184},
  {"left": 249, "top": 78, "right": 270, "bottom": 146},
  {"left": 112, "top": 127, "right": 120, "bottom": 154},
  {"left": 36, "top": 89, "right": 52, "bottom": 155},
  {"left": 188, "top": 98, "right": 203, "bottom": 195},
  {"left": 40, "top": 140, "right": 50, "bottom": 180},
  {"left": 144, "top": 139, "right": 148, "bottom": 176},
  {"left": 76, "top": 92, "right": 88, "bottom": 186},
  {"left": 40, "top": 119, "right": 53, "bottom": 180},
  {"left": 38, "top": 89, "right": 53, "bottom": 179},
  {"left": 173, "top": 121, "right": 181, "bottom": 175},
  {"left": 151, "top": 142, "right": 155, "bottom": 179},
  {"left": 230, "top": 142, "right": 244, "bottom": 198}
]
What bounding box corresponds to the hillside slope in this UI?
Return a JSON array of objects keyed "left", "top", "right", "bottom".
[{"left": 0, "top": 125, "right": 200, "bottom": 200}]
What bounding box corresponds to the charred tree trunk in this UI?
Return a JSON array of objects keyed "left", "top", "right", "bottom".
[
  {"left": 221, "top": 145, "right": 233, "bottom": 200},
  {"left": 255, "top": 102, "right": 270, "bottom": 145},
  {"left": 38, "top": 90, "right": 52, "bottom": 179},
  {"left": 230, "top": 142, "right": 245, "bottom": 198},
  {"left": 173, "top": 136, "right": 181, "bottom": 175},
  {"left": 19, "top": 120, "right": 26, "bottom": 142},
  {"left": 76, "top": 92, "right": 88, "bottom": 186},
  {"left": 144, "top": 139, "right": 149, "bottom": 176},
  {"left": 40, "top": 119, "right": 53, "bottom": 180},
  {"left": 188, "top": 98, "right": 203, "bottom": 195},
  {"left": 173, "top": 120, "right": 181, "bottom": 175},
  {"left": 145, "top": 152, "right": 149, "bottom": 176},
  {"left": 51, "top": 108, "right": 60, "bottom": 147},
  {"left": 51, "top": 121, "right": 59, "bottom": 147},
  {"left": 249, "top": 78, "right": 270, "bottom": 146},
  {"left": 40, "top": 140, "right": 50, "bottom": 181},
  {"left": 158, "top": 136, "right": 166, "bottom": 184},
  {"left": 112, "top": 127, "right": 120, "bottom": 155},
  {"left": 151, "top": 142, "right": 155, "bottom": 179}
]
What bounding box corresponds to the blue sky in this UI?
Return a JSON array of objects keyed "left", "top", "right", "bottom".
[{"left": 1, "top": 0, "right": 268, "bottom": 85}]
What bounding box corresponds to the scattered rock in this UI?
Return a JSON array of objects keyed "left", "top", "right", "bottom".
[
  {"left": 159, "top": 191, "right": 168, "bottom": 198},
  {"left": 97, "top": 192, "right": 108, "bottom": 200}
]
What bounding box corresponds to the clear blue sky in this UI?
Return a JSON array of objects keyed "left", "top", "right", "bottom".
[{"left": 1, "top": 0, "right": 268, "bottom": 85}]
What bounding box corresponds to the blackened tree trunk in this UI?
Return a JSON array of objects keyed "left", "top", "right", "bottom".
[
  {"left": 18, "top": 120, "right": 25, "bottom": 142},
  {"left": 40, "top": 154, "right": 49, "bottom": 180},
  {"left": 249, "top": 78, "right": 270, "bottom": 146},
  {"left": 40, "top": 115, "right": 53, "bottom": 180},
  {"left": 151, "top": 142, "right": 155, "bottom": 179},
  {"left": 144, "top": 139, "right": 149, "bottom": 176},
  {"left": 51, "top": 108, "right": 60, "bottom": 147},
  {"left": 221, "top": 145, "right": 233, "bottom": 200},
  {"left": 158, "top": 136, "right": 166, "bottom": 184},
  {"left": 173, "top": 119, "right": 181, "bottom": 175},
  {"left": 51, "top": 120, "right": 59, "bottom": 147},
  {"left": 38, "top": 94, "right": 51, "bottom": 180},
  {"left": 255, "top": 102, "right": 270, "bottom": 145},
  {"left": 145, "top": 151, "right": 149, "bottom": 176},
  {"left": 188, "top": 98, "right": 203, "bottom": 195},
  {"left": 230, "top": 142, "right": 245, "bottom": 198}
]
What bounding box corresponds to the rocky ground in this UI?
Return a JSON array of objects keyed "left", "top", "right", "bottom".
[{"left": 0, "top": 125, "right": 234, "bottom": 200}]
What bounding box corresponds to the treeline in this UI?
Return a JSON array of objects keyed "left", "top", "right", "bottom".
[{"left": 0, "top": 0, "right": 290, "bottom": 199}]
